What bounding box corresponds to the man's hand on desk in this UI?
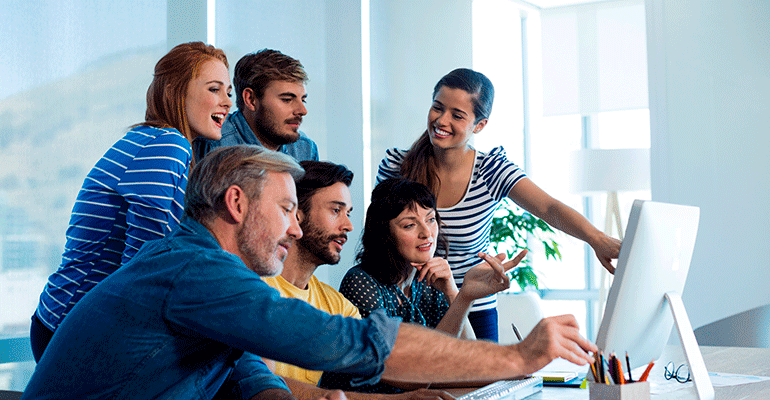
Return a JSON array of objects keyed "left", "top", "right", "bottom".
[
  {"left": 250, "top": 388, "right": 301, "bottom": 400},
  {"left": 283, "top": 375, "right": 456, "bottom": 400},
  {"left": 312, "top": 387, "right": 456, "bottom": 400},
  {"left": 312, "top": 388, "right": 456, "bottom": 400},
  {"left": 376, "top": 388, "right": 456, "bottom": 399},
  {"left": 319, "top": 389, "right": 348, "bottom": 400},
  {"left": 249, "top": 388, "right": 348, "bottom": 400},
  {"left": 513, "top": 314, "right": 597, "bottom": 373}
]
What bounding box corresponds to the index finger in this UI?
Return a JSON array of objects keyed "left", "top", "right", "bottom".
[
  {"left": 478, "top": 252, "right": 506, "bottom": 281},
  {"left": 551, "top": 315, "right": 597, "bottom": 363},
  {"left": 598, "top": 257, "right": 616, "bottom": 274},
  {"left": 501, "top": 249, "right": 528, "bottom": 273},
  {"left": 551, "top": 314, "right": 581, "bottom": 329}
]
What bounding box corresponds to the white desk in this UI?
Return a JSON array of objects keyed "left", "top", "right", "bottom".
[
  {"left": 447, "top": 346, "right": 770, "bottom": 399},
  {"left": 541, "top": 346, "right": 770, "bottom": 399}
]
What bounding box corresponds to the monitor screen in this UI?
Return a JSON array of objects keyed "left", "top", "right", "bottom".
[{"left": 594, "top": 200, "right": 700, "bottom": 370}]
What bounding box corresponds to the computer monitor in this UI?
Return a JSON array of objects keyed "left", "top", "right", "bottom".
[{"left": 594, "top": 200, "right": 714, "bottom": 399}]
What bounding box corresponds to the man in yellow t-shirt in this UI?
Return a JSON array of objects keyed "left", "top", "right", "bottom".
[
  {"left": 262, "top": 161, "right": 360, "bottom": 386},
  {"left": 262, "top": 275, "right": 360, "bottom": 385},
  {"left": 262, "top": 161, "right": 457, "bottom": 400}
]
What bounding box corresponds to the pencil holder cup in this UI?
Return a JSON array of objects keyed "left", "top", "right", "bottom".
[{"left": 589, "top": 381, "right": 650, "bottom": 400}]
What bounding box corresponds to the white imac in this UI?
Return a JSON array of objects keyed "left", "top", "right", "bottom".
[{"left": 594, "top": 200, "right": 714, "bottom": 399}]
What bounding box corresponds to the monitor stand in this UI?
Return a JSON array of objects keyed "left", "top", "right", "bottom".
[{"left": 665, "top": 292, "right": 715, "bottom": 400}]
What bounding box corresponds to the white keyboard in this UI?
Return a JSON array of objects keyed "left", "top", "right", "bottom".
[{"left": 458, "top": 376, "right": 543, "bottom": 400}]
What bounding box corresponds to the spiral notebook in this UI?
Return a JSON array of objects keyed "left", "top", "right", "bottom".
[{"left": 458, "top": 376, "right": 543, "bottom": 400}]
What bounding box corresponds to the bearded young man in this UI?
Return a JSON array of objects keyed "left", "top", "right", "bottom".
[
  {"left": 193, "top": 49, "right": 318, "bottom": 162},
  {"left": 261, "top": 161, "right": 455, "bottom": 399}
]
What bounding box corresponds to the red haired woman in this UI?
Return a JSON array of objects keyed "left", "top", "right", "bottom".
[{"left": 30, "top": 42, "right": 232, "bottom": 361}]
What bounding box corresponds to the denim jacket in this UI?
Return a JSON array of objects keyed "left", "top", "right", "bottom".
[
  {"left": 193, "top": 110, "right": 319, "bottom": 162},
  {"left": 23, "top": 217, "right": 399, "bottom": 400}
]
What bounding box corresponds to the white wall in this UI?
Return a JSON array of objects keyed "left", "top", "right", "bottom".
[
  {"left": 168, "top": 0, "right": 475, "bottom": 289},
  {"left": 646, "top": 0, "right": 770, "bottom": 328},
  {"left": 368, "top": 0, "right": 474, "bottom": 183},
  {"left": 215, "top": 0, "right": 330, "bottom": 159},
  {"left": 325, "top": 0, "right": 475, "bottom": 288},
  {"left": 316, "top": 0, "right": 367, "bottom": 287}
]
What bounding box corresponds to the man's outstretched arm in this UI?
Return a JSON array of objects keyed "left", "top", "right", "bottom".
[{"left": 382, "top": 314, "right": 596, "bottom": 384}]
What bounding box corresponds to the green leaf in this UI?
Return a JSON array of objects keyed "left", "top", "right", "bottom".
[{"left": 488, "top": 199, "right": 562, "bottom": 290}]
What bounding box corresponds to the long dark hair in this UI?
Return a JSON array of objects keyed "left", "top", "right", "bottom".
[
  {"left": 399, "top": 68, "right": 494, "bottom": 193},
  {"left": 357, "top": 178, "right": 447, "bottom": 285}
]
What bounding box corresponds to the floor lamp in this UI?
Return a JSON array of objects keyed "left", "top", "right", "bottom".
[{"left": 570, "top": 148, "right": 650, "bottom": 325}]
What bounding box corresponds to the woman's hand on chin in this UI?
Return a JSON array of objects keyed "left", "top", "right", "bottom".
[{"left": 413, "top": 258, "right": 459, "bottom": 299}]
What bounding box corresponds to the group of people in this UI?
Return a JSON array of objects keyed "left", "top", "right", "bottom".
[{"left": 22, "top": 41, "right": 620, "bottom": 400}]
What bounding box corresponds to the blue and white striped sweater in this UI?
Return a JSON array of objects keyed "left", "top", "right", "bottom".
[
  {"left": 377, "top": 146, "right": 525, "bottom": 311},
  {"left": 36, "top": 125, "right": 190, "bottom": 330}
]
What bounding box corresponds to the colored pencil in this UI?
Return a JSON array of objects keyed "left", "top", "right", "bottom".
[{"left": 639, "top": 361, "right": 655, "bottom": 382}]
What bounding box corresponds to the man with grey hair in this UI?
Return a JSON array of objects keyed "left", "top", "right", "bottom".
[
  {"left": 23, "top": 146, "right": 598, "bottom": 400},
  {"left": 24, "top": 146, "right": 342, "bottom": 400}
]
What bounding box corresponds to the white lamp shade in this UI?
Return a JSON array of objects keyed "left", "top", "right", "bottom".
[{"left": 570, "top": 148, "right": 650, "bottom": 193}]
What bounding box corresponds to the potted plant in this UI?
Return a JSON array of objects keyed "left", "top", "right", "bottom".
[
  {"left": 490, "top": 198, "right": 562, "bottom": 342},
  {"left": 489, "top": 198, "right": 562, "bottom": 292}
]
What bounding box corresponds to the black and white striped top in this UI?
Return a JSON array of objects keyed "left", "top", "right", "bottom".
[{"left": 377, "top": 146, "right": 525, "bottom": 312}]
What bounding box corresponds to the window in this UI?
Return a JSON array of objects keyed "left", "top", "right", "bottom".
[
  {"left": 472, "top": 0, "right": 650, "bottom": 340},
  {"left": 472, "top": 0, "right": 524, "bottom": 162},
  {"left": 0, "top": 1, "right": 166, "bottom": 390}
]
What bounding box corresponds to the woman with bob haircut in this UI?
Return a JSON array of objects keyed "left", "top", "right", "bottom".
[
  {"left": 339, "top": 178, "right": 526, "bottom": 339},
  {"left": 30, "top": 41, "right": 233, "bottom": 361},
  {"left": 319, "top": 178, "right": 524, "bottom": 394},
  {"left": 377, "top": 68, "right": 621, "bottom": 341}
]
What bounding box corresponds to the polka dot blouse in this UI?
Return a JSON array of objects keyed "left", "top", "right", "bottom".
[{"left": 339, "top": 265, "right": 449, "bottom": 328}]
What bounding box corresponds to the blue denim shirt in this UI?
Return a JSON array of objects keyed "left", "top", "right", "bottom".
[
  {"left": 193, "top": 110, "right": 319, "bottom": 162},
  {"left": 23, "top": 217, "right": 400, "bottom": 400}
]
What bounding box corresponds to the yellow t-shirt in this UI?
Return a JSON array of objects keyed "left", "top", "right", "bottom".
[{"left": 262, "top": 274, "right": 361, "bottom": 385}]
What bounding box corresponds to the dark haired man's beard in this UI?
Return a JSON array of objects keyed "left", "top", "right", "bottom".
[{"left": 298, "top": 222, "right": 344, "bottom": 266}]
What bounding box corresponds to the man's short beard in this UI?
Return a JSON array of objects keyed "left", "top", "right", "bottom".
[
  {"left": 297, "top": 221, "right": 344, "bottom": 266},
  {"left": 237, "top": 207, "right": 285, "bottom": 277},
  {"left": 254, "top": 107, "right": 300, "bottom": 146}
]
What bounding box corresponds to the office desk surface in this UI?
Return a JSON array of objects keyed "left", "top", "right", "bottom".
[{"left": 446, "top": 346, "right": 770, "bottom": 399}]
